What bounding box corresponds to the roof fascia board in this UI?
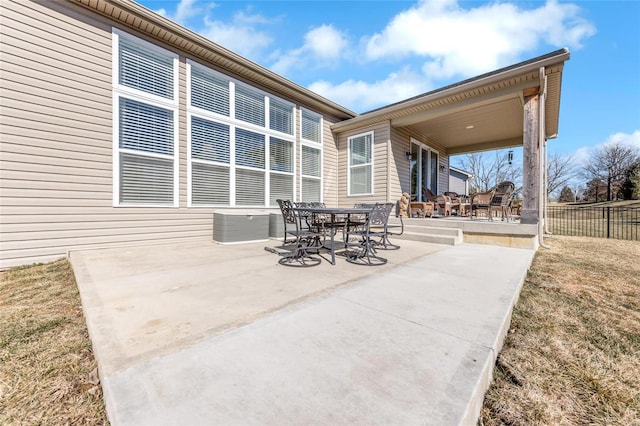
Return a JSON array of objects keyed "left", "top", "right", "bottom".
[{"left": 449, "top": 166, "right": 473, "bottom": 176}]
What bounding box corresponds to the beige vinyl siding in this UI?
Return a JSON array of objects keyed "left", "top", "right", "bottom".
[
  {"left": 336, "top": 121, "right": 391, "bottom": 207},
  {"left": 389, "top": 127, "right": 410, "bottom": 198},
  {"left": 0, "top": 0, "right": 349, "bottom": 268},
  {"left": 0, "top": 1, "right": 186, "bottom": 267},
  {"left": 391, "top": 126, "right": 450, "bottom": 195},
  {"left": 321, "top": 115, "right": 340, "bottom": 206}
]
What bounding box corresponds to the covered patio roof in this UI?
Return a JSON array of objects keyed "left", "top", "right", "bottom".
[{"left": 332, "top": 49, "right": 570, "bottom": 155}]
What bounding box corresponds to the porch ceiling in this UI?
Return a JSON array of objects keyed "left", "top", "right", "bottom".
[{"left": 398, "top": 96, "right": 525, "bottom": 155}]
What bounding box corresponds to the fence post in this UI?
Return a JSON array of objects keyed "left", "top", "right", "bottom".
[{"left": 607, "top": 206, "right": 610, "bottom": 239}]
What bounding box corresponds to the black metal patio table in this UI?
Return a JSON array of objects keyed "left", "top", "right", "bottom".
[{"left": 291, "top": 206, "right": 372, "bottom": 265}]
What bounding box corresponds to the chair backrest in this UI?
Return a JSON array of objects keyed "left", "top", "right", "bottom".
[
  {"left": 354, "top": 203, "right": 376, "bottom": 209},
  {"left": 276, "top": 199, "right": 296, "bottom": 225},
  {"left": 368, "top": 203, "right": 392, "bottom": 227},
  {"left": 490, "top": 181, "right": 515, "bottom": 207},
  {"left": 309, "top": 202, "right": 325, "bottom": 208},
  {"left": 422, "top": 187, "right": 436, "bottom": 201}
]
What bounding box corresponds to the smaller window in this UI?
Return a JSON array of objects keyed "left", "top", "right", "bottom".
[
  {"left": 269, "top": 99, "right": 294, "bottom": 135},
  {"left": 235, "top": 85, "right": 265, "bottom": 127},
  {"left": 191, "top": 117, "right": 230, "bottom": 164},
  {"left": 301, "top": 109, "right": 321, "bottom": 144},
  {"left": 190, "top": 66, "right": 230, "bottom": 116},
  {"left": 348, "top": 132, "right": 373, "bottom": 195},
  {"left": 235, "top": 128, "right": 265, "bottom": 169},
  {"left": 270, "top": 137, "right": 293, "bottom": 173},
  {"left": 301, "top": 145, "right": 322, "bottom": 203},
  {"left": 118, "top": 35, "right": 174, "bottom": 99}
]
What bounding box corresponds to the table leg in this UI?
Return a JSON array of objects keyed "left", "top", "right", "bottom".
[{"left": 329, "top": 213, "right": 336, "bottom": 265}]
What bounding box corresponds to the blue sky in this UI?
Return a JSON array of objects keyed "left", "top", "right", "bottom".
[{"left": 141, "top": 0, "right": 639, "bottom": 165}]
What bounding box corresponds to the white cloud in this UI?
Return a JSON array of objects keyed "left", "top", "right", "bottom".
[
  {"left": 574, "top": 130, "right": 640, "bottom": 165},
  {"left": 153, "top": 1, "right": 273, "bottom": 60},
  {"left": 154, "top": 0, "right": 203, "bottom": 25},
  {"left": 200, "top": 14, "right": 273, "bottom": 59},
  {"left": 364, "top": 0, "right": 596, "bottom": 80},
  {"left": 308, "top": 67, "right": 429, "bottom": 112},
  {"left": 271, "top": 25, "right": 348, "bottom": 75}
]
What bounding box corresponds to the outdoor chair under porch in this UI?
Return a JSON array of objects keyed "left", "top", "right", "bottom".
[
  {"left": 469, "top": 181, "right": 515, "bottom": 221},
  {"left": 422, "top": 188, "right": 459, "bottom": 216}
]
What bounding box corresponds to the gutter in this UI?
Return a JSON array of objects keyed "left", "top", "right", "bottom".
[{"left": 538, "top": 67, "right": 550, "bottom": 249}]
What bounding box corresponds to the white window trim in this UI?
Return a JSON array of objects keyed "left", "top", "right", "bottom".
[
  {"left": 112, "top": 28, "right": 180, "bottom": 208},
  {"left": 186, "top": 60, "right": 296, "bottom": 207},
  {"left": 300, "top": 108, "right": 323, "bottom": 203},
  {"left": 347, "top": 131, "right": 375, "bottom": 197}
]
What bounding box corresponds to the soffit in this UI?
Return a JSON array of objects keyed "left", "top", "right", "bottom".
[{"left": 409, "top": 97, "right": 525, "bottom": 154}]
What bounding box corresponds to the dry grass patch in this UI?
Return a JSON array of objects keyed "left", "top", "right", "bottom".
[
  {"left": 0, "top": 258, "right": 108, "bottom": 425},
  {"left": 481, "top": 236, "right": 640, "bottom": 425}
]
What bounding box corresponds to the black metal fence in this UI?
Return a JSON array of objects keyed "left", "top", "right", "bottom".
[{"left": 547, "top": 205, "right": 640, "bottom": 241}]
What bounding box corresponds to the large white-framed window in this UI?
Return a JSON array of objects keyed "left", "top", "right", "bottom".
[
  {"left": 348, "top": 131, "right": 374, "bottom": 196},
  {"left": 186, "top": 60, "right": 295, "bottom": 207},
  {"left": 300, "top": 109, "right": 322, "bottom": 202},
  {"left": 112, "top": 29, "right": 179, "bottom": 207}
]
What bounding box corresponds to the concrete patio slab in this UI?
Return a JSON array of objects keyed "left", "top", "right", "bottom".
[{"left": 70, "top": 239, "right": 535, "bottom": 425}]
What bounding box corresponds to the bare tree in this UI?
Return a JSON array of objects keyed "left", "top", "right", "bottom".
[
  {"left": 547, "top": 152, "right": 576, "bottom": 197},
  {"left": 583, "top": 143, "right": 640, "bottom": 201},
  {"left": 454, "top": 149, "right": 522, "bottom": 194}
]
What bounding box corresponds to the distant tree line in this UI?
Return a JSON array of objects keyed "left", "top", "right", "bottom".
[
  {"left": 558, "top": 143, "right": 640, "bottom": 203},
  {"left": 452, "top": 142, "right": 640, "bottom": 203}
]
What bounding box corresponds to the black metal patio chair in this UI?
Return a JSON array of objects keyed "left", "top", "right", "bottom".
[
  {"left": 274, "top": 199, "right": 324, "bottom": 267},
  {"left": 345, "top": 203, "right": 389, "bottom": 266},
  {"left": 349, "top": 203, "right": 399, "bottom": 250}
]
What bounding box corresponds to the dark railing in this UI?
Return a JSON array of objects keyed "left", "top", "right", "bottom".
[{"left": 547, "top": 205, "right": 640, "bottom": 241}]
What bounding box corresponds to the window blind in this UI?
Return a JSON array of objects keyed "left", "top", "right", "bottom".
[
  {"left": 301, "top": 177, "right": 321, "bottom": 203},
  {"left": 349, "top": 133, "right": 373, "bottom": 195},
  {"left": 349, "top": 134, "right": 371, "bottom": 166},
  {"left": 190, "top": 67, "right": 230, "bottom": 116},
  {"left": 236, "top": 168, "right": 265, "bottom": 206},
  {"left": 269, "top": 137, "right": 293, "bottom": 173},
  {"left": 191, "top": 162, "right": 230, "bottom": 205},
  {"left": 349, "top": 166, "right": 372, "bottom": 195},
  {"left": 235, "top": 128, "right": 265, "bottom": 169},
  {"left": 269, "top": 99, "right": 293, "bottom": 135},
  {"left": 191, "top": 117, "right": 230, "bottom": 164},
  {"left": 119, "top": 36, "right": 174, "bottom": 99},
  {"left": 302, "top": 145, "right": 321, "bottom": 177},
  {"left": 120, "top": 153, "right": 174, "bottom": 204},
  {"left": 301, "top": 110, "right": 321, "bottom": 143},
  {"left": 119, "top": 97, "right": 174, "bottom": 156},
  {"left": 269, "top": 173, "right": 293, "bottom": 206},
  {"left": 235, "top": 85, "right": 265, "bottom": 127}
]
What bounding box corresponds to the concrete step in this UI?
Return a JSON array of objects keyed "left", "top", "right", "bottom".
[
  {"left": 387, "top": 219, "right": 463, "bottom": 245},
  {"left": 394, "top": 230, "right": 462, "bottom": 245},
  {"left": 400, "top": 224, "right": 461, "bottom": 237}
]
